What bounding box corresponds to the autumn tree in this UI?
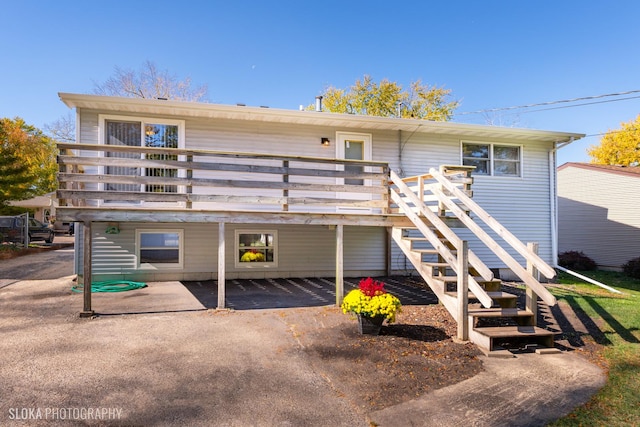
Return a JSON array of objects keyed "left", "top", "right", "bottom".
[
  {"left": 93, "top": 60, "right": 209, "bottom": 101},
  {"left": 0, "top": 118, "right": 57, "bottom": 207},
  {"left": 588, "top": 115, "right": 640, "bottom": 166},
  {"left": 316, "top": 75, "right": 459, "bottom": 121}
]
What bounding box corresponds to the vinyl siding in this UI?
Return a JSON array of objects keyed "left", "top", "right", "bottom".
[
  {"left": 558, "top": 166, "right": 640, "bottom": 269},
  {"left": 87, "top": 223, "right": 386, "bottom": 281},
  {"left": 74, "top": 108, "right": 556, "bottom": 278},
  {"left": 390, "top": 134, "right": 555, "bottom": 271}
]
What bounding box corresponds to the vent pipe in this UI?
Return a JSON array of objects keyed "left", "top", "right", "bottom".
[{"left": 315, "top": 96, "right": 323, "bottom": 112}]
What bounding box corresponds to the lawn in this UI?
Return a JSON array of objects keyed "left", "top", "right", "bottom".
[{"left": 549, "top": 270, "right": 640, "bottom": 426}]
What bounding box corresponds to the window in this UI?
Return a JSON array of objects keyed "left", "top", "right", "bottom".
[
  {"left": 235, "top": 230, "right": 277, "bottom": 268},
  {"left": 100, "top": 115, "right": 185, "bottom": 201},
  {"left": 462, "top": 142, "right": 521, "bottom": 177},
  {"left": 137, "top": 230, "right": 183, "bottom": 268}
]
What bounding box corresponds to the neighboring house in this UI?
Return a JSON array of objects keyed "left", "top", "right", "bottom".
[
  {"left": 56, "top": 93, "right": 584, "bottom": 352},
  {"left": 558, "top": 162, "right": 640, "bottom": 270},
  {"left": 10, "top": 193, "right": 74, "bottom": 234},
  {"left": 10, "top": 192, "right": 57, "bottom": 224}
]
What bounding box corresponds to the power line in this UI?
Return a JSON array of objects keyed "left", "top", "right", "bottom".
[{"left": 457, "top": 89, "right": 640, "bottom": 116}]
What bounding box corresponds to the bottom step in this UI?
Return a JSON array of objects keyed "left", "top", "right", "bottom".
[{"left": 471, "top": 326, "right": 556, "bottom": 354}]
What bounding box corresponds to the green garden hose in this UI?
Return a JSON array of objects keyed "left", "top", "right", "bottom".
[{"left": 71, "top": 280, "right": 147, "bottom": 293}]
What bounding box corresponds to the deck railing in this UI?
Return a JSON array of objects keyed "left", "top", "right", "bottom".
[{"left": 56, "top": 143, "right": 391, "bottom": 214}]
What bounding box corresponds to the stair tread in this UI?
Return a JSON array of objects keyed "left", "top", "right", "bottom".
[
  {"left": 412, "top": 249, "right": 440, "bottom": 254},
  {"left": 468, "top": 308, "right": 533, "bottom": 317},
  {"left": 445, "top": 291, "right": 517, "bottom": 299},
  {"left": 422, "top": 261, "right": 450, "bottom": 267},
  {"left": 435, "top": 276, "right": 500, "bottom": 284},
  {"left": 473, "top": 326, "right": 555, "bottom": 338}
]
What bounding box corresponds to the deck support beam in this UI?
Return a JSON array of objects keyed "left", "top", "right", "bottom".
[
  {"left": 335, "top": 224, "right": 344, "bottom": 306},
  {"left": 217, "top": 222, "right": 226, "bottom": 309},
  {"left": 80, "top": 221, "right": 94, "bottom": 317},
  {"left": 456, "top": 240, "right": 469, "bottom": 340},
  {"left": 526, "top": 242, "right": 539, "bottom": 326}
]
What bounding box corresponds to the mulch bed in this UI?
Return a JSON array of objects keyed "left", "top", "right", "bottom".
[
  {"left": 296, "top": 304, "right": 483, "bottom": 411},
  {"left": 292, "top": 280, "right": 607, "bottom": 412}
]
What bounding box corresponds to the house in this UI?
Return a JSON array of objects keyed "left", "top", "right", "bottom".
[
  {"left": 9, "top": 192, "right": 74, "bottom": 234},
  {"left": 9, "top": 192, "right": 57, "bottom": 224},
  {"left": 558, "top": 162, "right": 640, "bottom": 270},
  {"left": 56, "top": 92, "right": 583, "bottom": 354}
]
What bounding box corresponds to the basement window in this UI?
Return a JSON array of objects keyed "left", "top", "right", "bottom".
[
  {"left": 462, "top": 142, "right": 522, "bottom": 177},
  {"left": 137, "top": 230, "right": 183, "bottom": 268},
  {"left": 235, "top": 230, "right": 277, "bottom": 268}
]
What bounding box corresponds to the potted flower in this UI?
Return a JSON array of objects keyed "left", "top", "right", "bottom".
[{"left": 341, "top": 277, "right": 402, "bottom": 335}]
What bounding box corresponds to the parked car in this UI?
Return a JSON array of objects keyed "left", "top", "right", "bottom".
[
  {"left": 0, "top": 216, "right": 55, "bottom": 244},
  {"left": 53, "top": 221, "right": 74, "bottom": 236}
]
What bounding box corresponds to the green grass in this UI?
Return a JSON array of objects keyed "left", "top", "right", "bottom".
[{"left": 548, "top": 270, "right": 640, "bottom": 426}]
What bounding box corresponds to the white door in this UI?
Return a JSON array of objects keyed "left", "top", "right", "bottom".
[{"left": 336, "top": 132, "right": 372, "bottom": 213}]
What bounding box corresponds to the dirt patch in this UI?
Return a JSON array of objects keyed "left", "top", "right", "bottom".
[{"left": 285, "top": 304, "right": 483, "bottom": 411}]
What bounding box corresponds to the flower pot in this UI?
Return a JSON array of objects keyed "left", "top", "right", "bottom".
[{"left": 357, "top": 314, "right": 385, "bottom": 335}]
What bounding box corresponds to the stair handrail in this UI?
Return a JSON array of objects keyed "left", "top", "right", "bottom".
[
  {"left": 390, "top": 171, "right": 494, "bottom": 309},
  {"left": 429, "top": 167, "right": 555, "bottom": 278},
  {"left": 429, "top": 167, "right": 557, "bottom": 306},
  {"left": 392, "top": 173, "right": 494, "bottom": 281}
]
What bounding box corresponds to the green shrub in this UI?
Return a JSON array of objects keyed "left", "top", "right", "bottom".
[
  {"left": 623, "top": 257, "right": 640, "bottom": 279},
  {"left": 558, "top": 251, "right": 597, "bottom": 271}
]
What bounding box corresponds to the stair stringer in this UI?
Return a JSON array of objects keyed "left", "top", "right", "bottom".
[{"left": 391, "top": 227, "right": 458, "bottom": 316}]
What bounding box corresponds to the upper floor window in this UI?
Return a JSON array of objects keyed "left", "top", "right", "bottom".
[
  {"left": 100, "top": 115, "right": 185, "bottom": 197},
  {"left": 462, "top": 142, "right": 522, "bottom": 177}
]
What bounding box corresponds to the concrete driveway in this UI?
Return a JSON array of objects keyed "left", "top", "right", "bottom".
[{"left": 0, "top": 247, "right": 606, "bottom": 426}]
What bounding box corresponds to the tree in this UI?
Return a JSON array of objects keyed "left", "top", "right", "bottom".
[
  {"left": 0, "top": 118, "right": 57, "bottom": 207},
  {"left": 93, "top": 60, "right": 209, "bottom": 102},
  {"left": 44, "top": 112, "right": 75, "bottom": 142},
  {"left": 588, "top": 115, "right": 640, "bottom": 166},
  {"left": 316, "top": 75, "right": 459, "bottom": 121}
]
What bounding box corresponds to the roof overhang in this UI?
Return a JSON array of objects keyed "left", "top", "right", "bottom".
[{"left": 59, "top": 93, "right": 584, "bottom": 144}]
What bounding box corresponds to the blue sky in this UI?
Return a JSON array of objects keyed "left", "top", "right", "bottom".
[{"left": 2, "top": 1, "right": 640, "bottom": 165}]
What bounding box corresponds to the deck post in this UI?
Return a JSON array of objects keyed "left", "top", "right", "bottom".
[
  {"left": 526, "top": 242, "right": 539, "bottom": 325},
  {"left": 217, "top": 222, "right": 226, "bottom": 309},
  {"left": 80, "top": 221, "right": 94, "bottom": 317},
  {"left": 335, "top": 224, "right": 344, "bottom": 306},
  {"left": 456, "top": 240, "right": 469, "bottom": 340}
]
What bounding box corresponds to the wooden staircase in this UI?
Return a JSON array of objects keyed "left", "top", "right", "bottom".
[{"left": 390, "top": 166, "right": 559, "bottom": 357}]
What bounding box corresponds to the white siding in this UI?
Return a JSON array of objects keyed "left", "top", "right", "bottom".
[
  {"left": 558, "top": 166, "right": 640, "bottom": 269},
  {"left": 390, "top": 134, "right": 555, "bottom": 272},
  {"left": 88, "top": 222, "right": 386, "bottom": 281},
  {"left": 75, "top": 108, "right": 557, "bottom": 278}
]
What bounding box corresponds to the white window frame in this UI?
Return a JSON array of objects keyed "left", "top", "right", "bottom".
[
  {"left": 234, "top": 229, "right": 278, "bottom": 269},
  {"left": 136, "top": 229, "right": 184, "bottom": 269},
  {"left": 98, "top": 114, "right": 187, "bottom": 206},
  {"left": 461, "top": 141, "right": 523, "bottom": 177}
]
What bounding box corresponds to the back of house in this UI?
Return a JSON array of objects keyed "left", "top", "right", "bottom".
[{"left": 58, "top": 93, "right": 581, "bottom": 283}]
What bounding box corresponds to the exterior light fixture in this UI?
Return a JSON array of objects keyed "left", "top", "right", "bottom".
[{"left": 321, "top": 137, "right": 330, "bottom": 146}]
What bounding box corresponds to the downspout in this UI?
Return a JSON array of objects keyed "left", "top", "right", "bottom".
[
  {"left": 550, "top": 137, "right": 574, "bottom": 267},
  {"left": 549, "top": 144, "right": 559, "bottom": 268}
]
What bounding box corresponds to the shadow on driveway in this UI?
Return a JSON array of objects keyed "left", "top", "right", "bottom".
[{"left": 182, "top": 276, "right": 439, "bottom": 310}]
